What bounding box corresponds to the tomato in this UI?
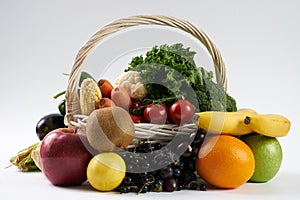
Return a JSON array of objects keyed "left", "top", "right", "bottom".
[
  {"left": 143, "top": 104, "right": 168, "bottom": 124},
  {"left": 129, "top": 101, "right": 145, "bottom": 115},
  {"left": 130, "top": 114, "right": 145, "bottom": 123},
  {"left": 131, "top": 101, "right": 143, "bottom": 109},
  {"left": 168, "top": 99, "right": 194, "bottom": 125}
]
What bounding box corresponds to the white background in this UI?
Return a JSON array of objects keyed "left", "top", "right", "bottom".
[{"left": 1, "top": 0, "right": 299, "bottom": 199}]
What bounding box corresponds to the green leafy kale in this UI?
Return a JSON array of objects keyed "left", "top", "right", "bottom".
[{"left": 125, "top": 43, "right": 237, "bottom": 112}]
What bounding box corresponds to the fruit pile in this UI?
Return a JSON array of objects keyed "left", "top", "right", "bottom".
[
  {"left": 115, "top": 130, "right": 207, "bottom": 193},
  {"left": 10, "top": 73, "right": 291, "bottom": 193},
  {"left": 10, "top": 43, "right": 291, "bottom": 194}
]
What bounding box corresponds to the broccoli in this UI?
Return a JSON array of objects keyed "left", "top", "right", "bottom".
[{"left": 125, "top": 43, "right": 237, "bottom": 112}]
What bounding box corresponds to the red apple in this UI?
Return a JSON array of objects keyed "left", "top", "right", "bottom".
[{"left": 39, "top": 128, "right": 92, "bottom": 186}]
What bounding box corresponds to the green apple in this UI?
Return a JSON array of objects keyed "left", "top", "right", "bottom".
[{"left": 243, "top": 134, "right": 282, "bottom": 183}]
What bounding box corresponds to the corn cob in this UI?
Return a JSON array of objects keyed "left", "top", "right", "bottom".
[{"left": 80, "top": 78, "right": 102, "bottom": 115}]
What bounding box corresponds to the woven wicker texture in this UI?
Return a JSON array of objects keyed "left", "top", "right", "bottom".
[{"left": 65, "top": 15, "right": 227, "bottom": 125}]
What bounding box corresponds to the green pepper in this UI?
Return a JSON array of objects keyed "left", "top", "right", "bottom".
[{"left": 58, "top": 99, "right": 66, "bottom": 116}]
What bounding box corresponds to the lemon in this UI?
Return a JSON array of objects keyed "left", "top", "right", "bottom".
[
  {"left": 243, "top": 134, "right": 282, "bottom": 183},
  {"left": 87, "top": 152, "right": 126, "bottom": 191}
]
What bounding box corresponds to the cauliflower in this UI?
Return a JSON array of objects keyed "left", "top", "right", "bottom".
[{"left": 114, "top": 71, "right": 148, "bottom": 100}]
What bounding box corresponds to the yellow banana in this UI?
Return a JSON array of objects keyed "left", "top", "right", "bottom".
[
  {"left": 193, "top": 111, "right": 253, "bottom": 135},
  {"left": 244, "top": 114, "right": 291, "bottom": 137},
  {"left": 237, "top": 108, "right": 258, "bottom": 115}
]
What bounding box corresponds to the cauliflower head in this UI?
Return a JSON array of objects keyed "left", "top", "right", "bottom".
[{"left": 114, "top": 71, "right": 148, "bottom": 100}]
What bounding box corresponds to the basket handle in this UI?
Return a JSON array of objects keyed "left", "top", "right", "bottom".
[{"left": 65, "top": 15, "right": 227, "bottom": 125}]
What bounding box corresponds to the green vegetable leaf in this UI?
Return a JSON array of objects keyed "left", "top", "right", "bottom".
[{"left": 125, "top": 43, "right": 237, "bottom": 112}]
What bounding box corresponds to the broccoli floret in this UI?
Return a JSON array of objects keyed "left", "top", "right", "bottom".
[
  {"left": 225, "top": 93, "right": 237, "bottom": 112},
  {"left": 126, "top": 43, "right": 237, "bottom": 112},
  {"left": 199, "top": 79, "right": 237, "bottom": 112}
]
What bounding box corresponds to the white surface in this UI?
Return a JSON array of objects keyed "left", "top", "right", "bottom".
[
  {"left": 1, "top": 0, "right": 300, "bottom": 199},
  {"left": 2, "top": 167, "right": 300, "bottom": 200}
]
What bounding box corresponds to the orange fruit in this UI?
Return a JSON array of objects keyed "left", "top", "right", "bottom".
[{"left": 195, "top": 135, "right": 255, "bottom": 189}]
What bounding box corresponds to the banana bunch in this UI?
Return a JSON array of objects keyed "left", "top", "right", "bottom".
[{"left": 193, "top": 108, "right": 291, "bottom": 137}]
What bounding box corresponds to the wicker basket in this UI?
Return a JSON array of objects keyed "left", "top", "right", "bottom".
[{"left": 64, "top": 15, "right": 227, "bottom": 145}]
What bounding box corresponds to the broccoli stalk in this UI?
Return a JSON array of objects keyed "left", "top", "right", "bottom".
[{"left": 125, "top": 43, "right": 237, "bottom": 112}]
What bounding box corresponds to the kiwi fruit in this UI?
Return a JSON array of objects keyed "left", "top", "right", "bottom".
[{"left": 85, "top": 106, "right": 134, "bottom": 152}]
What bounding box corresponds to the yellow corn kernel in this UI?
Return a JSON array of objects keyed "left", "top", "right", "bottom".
[{"left": 80, "top": 78, "right": 102, "bottom": 115}]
